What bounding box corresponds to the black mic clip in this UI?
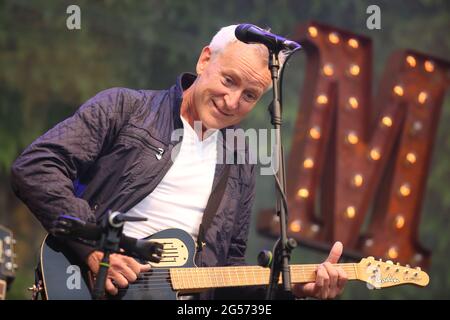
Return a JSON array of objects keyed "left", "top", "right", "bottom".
[
  {"left": 106, "top": 211, "right": 147, "bottom": 228},
  {"left": 51, "top": 215, "right": 99, "bottom": 247}
]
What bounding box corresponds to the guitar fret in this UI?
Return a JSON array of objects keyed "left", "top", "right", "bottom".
[
  {"left": 208, "top": 268, "right": 213, "bottom": 288},
  {"left": 212, "top": 268, "right": 217, "bottom": 287},
  {"left": 201, "top": 268, "right": 206, "bottom": 288},
  {"left": 195, "top": 268, "right": 200, "bottom": 289},
  {"left": 220, "top": 268, "right": 225, "bottom": 287},
  {"left": 188, "top": 268, "right": 193, "bottom": 289},
  {"left": 196, "top": 268, "right": 206, "bottom": 288},
  {"left": 212, "top": 268, "right": 218, "bottom": 288},
  {"left": 303, "top": 265, "right": 308, "bottom": 282}
]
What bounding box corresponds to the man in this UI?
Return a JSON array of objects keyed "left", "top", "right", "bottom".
[{"left": 11, "top": 25, "right": 347, "bottom": 299}]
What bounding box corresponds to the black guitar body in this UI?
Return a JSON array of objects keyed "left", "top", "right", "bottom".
[{"left": 40, "top": 228, "right": 197, "bottom": 300}]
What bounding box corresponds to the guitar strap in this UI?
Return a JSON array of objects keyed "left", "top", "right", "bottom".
[{"left": 197, "top": 164, "right": 230, "bottom": 251}]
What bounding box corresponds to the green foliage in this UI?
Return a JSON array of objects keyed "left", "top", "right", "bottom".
[{"left": 0, "top": 0, "right": 449, "bottom": 299}]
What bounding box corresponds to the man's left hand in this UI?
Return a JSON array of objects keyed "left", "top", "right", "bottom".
[{"left": 293, "top": 241, "right": 348, "bottom": 299}]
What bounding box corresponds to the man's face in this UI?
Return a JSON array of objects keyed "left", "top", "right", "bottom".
[{"left": 188, "top": 41, "right": 272, "bottom": 130}]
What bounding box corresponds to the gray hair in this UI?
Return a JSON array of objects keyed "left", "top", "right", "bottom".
[{"left": 209, "top": 24, "right": 288, "bottom": 69}]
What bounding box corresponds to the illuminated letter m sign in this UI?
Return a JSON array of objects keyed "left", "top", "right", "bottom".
[{"left": 257, "top": 22, "right": 450, "bottom": 269}]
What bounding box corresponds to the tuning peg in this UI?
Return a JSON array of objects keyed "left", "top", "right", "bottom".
[
  {"left": 406, "top": 264, "right": 410, "bottom": 268},
  {"left": 12, "top": 239, "right": 17, "bottom": 245},
  {"left": 5, "top": 249, "right": 11, "bottom": 257},
  {"left": 13, "top": 264, "right": 19, "bottom": 270},
  {"left": 396, "top": 262, "right": 400, "bottom": 266},
  {"left": 28, "top": 284, "right": 43, "bottom": 294},
  {"left": 5, "top": 262, "right": 12, "bottom": 270},
  {"left": 4, "top": 236, "right": 11, "bottom": 245},
  {"left": 378, "top": 258, "right": 382, "bottom": 262},
  {"left": 416, "top": 267, "right": 421, "bottom": 271}
]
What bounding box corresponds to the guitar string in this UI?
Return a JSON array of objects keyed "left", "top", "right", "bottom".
[
  {"left": 133, "top": 266, "right": 360, "bottom": 278},
  {"left": 130, "top": 267, "right": 360, "bottom": 282},
  {"left": 113, "top": 267, "right": 360, "bottom": 287},
  {"left": 114, "top": 267, "right": 400, "bottom": 291},
  {"left": 137, "top": 264, "right": 360, "bottom": 275},
  {"left": 102, "top": 265, "right": 410, "bottom": 292},
  {"left": 108, "top": 264, "right": 392, "bottom": 290}
]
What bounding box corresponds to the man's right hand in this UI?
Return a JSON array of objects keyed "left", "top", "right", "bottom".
[{"left": 86, "top": 251, "right": 151, "bottom": 296}]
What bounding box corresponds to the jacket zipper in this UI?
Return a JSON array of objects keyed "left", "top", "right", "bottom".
[{"left": 120, "top": 133, "right": 165, "bottom": 160}]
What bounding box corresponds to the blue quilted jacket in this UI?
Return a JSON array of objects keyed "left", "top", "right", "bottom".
[{"left": 11, "top": 73, "right": 266, "bottom": 299}]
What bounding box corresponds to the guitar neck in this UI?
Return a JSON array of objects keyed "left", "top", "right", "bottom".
[{"left": 170, "top": 263, "right": 358, "bottom": 292}]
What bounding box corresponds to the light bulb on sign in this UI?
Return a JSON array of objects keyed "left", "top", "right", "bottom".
[
  {"left": 290, "top": 220, "right": 302, "bottom": 232},
  {"left": 406, "top": 55, "right": 416, "bottom": 67},
  {"left": 395, "top": 215, "right": 405, "bottom": 229},
  {"left": 424, "top": 60, "right": 435, "bottom": 72},
  {"left": 309, "top": 126, "right": 321, "bottom": 140},
  {"left": 348, "top": 38, "right": 359, "bottom": 48},
  {"left": 303, "top": 158, "right": 314, "bottom": 169},
  {"left": 348, "top": 97, "right": 359, "bottom": 110},
  {"left": 369, "top": 148, "right": 381, "bottom": 161},
  {"left": 297, "top": 188, "right": 309, "bottom": 199},
  {"left": 393, "top": 85, "right": 404, "bottom": 97},
  {"left": 381, "top": 116, "right": 393, "bottom": 127},
  {"left": 345, "top": 206, "right": 356, "bottom": 219},
  {"left": 328, "top": 32, "right": 340, "bottom": 44},
  {"left": 316, "top": 94, "right": 328, "bottom": 105},
  {"left": 308, "top": 26, "right": 318, "bottom": 38}
]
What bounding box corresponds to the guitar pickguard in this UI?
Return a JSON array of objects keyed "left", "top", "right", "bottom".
[{"left": 148, "top": 237, "right": 189, "bottom": 268}]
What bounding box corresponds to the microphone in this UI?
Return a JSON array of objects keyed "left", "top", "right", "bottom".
[
  {"left": 120, "top": 235, "right": 163, "bottom": 263},
  {"left": 51, "top": 215, "right": 163, "bottom": 262},
  {"left": 235, "top": 23, "right": 301, "bottom": 51}
]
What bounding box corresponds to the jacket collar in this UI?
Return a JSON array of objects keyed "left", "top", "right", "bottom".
[{"left": 172, "top": 72, "right": 196, "bottom": 131}]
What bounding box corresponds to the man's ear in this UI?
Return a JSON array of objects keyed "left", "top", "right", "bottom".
[{"left": 196, "top": 46, "right": 212, "bottom": 75}]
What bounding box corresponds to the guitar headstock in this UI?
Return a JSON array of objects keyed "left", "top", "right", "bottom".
[
  {"left": 0, "top": 225, "right": 18, "bottom": 299},
  {"left": 356, "top": 256, "right": 429, "bottom": 289}
]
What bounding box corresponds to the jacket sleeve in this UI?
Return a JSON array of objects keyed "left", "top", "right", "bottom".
[{"left": 10, "top": 88, "right": 141, "bottom": 261}]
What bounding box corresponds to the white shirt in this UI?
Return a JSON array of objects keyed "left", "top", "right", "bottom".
[{"left": 122, "top": 116, "right": 218, "bottom": 241}]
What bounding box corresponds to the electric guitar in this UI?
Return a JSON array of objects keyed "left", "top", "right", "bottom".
[
  {"left": 39, "top": 228, "right": 429, "bottom": 300},
  {"left": 0, "top": 225, "right": 17, "bottom": 300}
]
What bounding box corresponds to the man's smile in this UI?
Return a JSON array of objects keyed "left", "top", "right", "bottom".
[{"left": 211, "top": 99, "right": 233, "bottom": 117}]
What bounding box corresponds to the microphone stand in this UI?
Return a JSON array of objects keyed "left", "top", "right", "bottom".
[
  {"left": 91, "top": 211, "right": 146, "bottom": 300},
  {"left": 265, "top": 49, "right": 297, "bottom": 300},
  {"left": 51, "top": 212, "right": 163, "bottom": 300}
]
